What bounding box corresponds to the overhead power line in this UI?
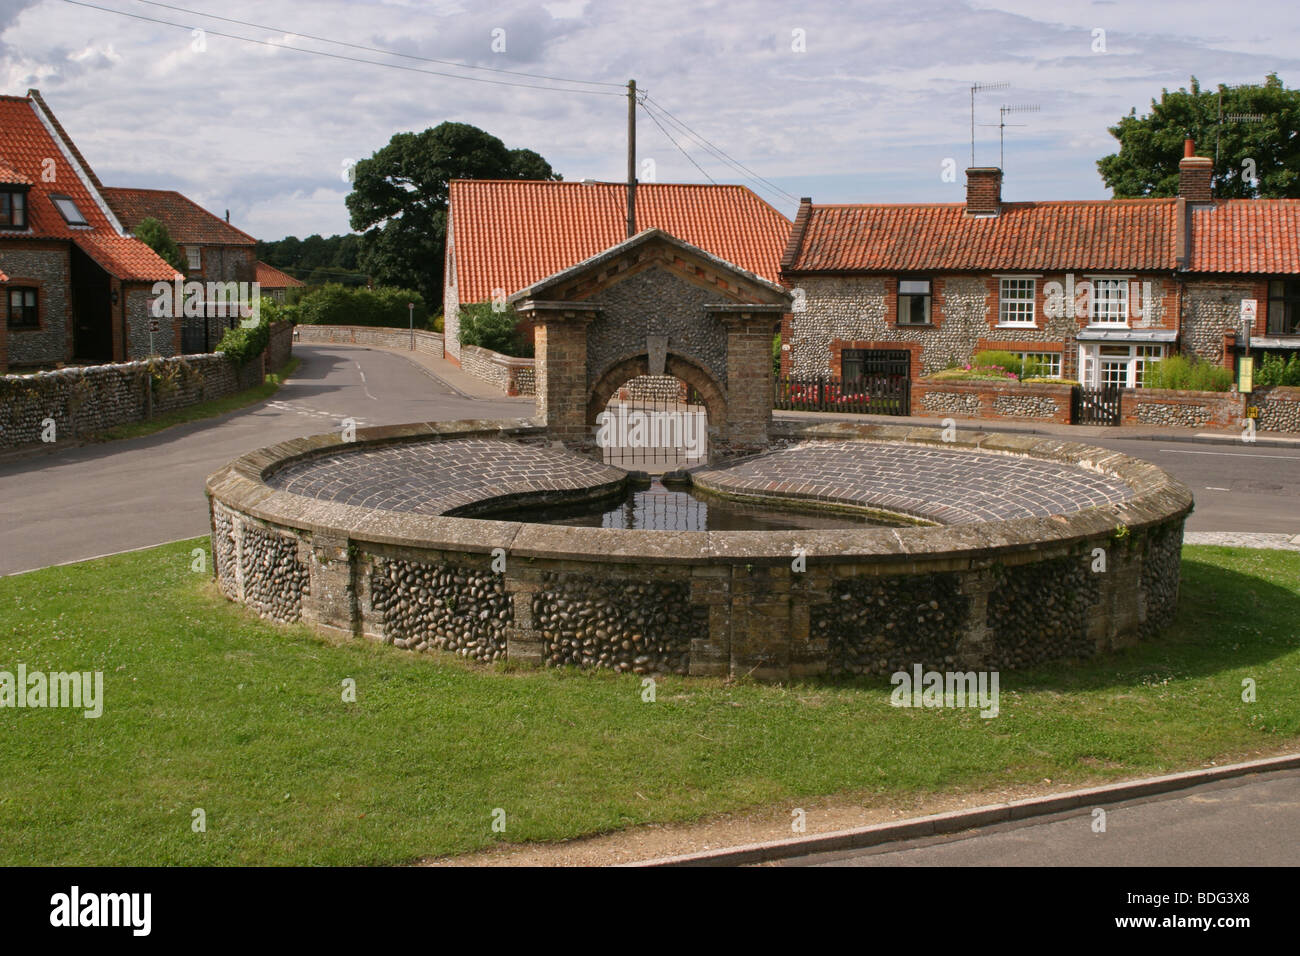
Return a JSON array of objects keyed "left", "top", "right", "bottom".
[
  {"left": 642, "top": 95, "right": 799, "bottom": 205},
  {"left": 132, "top": 0, "right": 627, "bottom": 90},
  {"left": 60, "top": 0, "right": 624, "bottom": 96},
  {"left": 639, "top": 99, "right": 716, "bottom": 185}
]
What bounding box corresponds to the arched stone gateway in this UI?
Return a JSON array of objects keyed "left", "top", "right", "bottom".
[{"left": 511, "top": 229, "right": 791, "bottom": 459}]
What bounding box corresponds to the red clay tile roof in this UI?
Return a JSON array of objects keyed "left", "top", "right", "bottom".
[
  {"left": 104, "top": 187, "right": 256, "bottom": 246},
  {"left": 73, "top": 234, "right": 179, "bottom": 284},
  {"left": 0, "top": 159, "right": 31, "bottom": 185},
  {"left": 256, "top": 260, "right": 306, "bottom": 288},
  {"left": 0, "top": 93, "right": 178, "bottom": 281},
  {"left": 1188, "top": 200, "right": 1300, "bottom": 274},
  {"left": 785, "top": 199, "right": 1180, "bottom": 274},
  {"left": 449, "top": 180, "right": 790, "bottom": 303}
]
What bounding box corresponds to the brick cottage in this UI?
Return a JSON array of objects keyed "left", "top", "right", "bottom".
[
  {"left": 0, "top": 90, "right": 179, "bottom": 372},
  {"left": 104, "top": 186, "right": 262, "bottom": 353},
  {"left": 780, "top": 140, "right": 1300, "bottom": 391}
]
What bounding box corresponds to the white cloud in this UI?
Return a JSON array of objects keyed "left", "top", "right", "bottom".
[{"left": 2, "top": 0, "right": 1296, "bottom": 235}]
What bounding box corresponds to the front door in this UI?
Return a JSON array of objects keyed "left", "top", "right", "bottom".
[{"left": 70, "top": 246, "right": 113, "bottom": 362}]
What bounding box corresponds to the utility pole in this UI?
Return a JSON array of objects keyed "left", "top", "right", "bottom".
[{"left": 627, "top": 78, "right": 637, "bottom": 239}]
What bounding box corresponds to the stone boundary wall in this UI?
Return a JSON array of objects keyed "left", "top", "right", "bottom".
[
  {"left": 0, "top": 352, "right": 264, "bottom": 449},
  {"left": 912, "top": 379, "right": 1073, "bottom": 424},
  {"left": 291, "top": 324, "right": 539, "bottom": 397},
  {"left": 267, "top": 320, "right": 293, "bottom": 372},
  {"left": 1251, "top": 386, "right": 1300, "bottom": 434},
  {"left": 459, "top": 345, "right": 535, "bottom": 397},
  {"left": 206, "top": 419, "right": 1192, "bottom": 683},
  {"left": 293, "top": 324, "right": 446, "bottom": 358},
  {"left": 1120, "top": 388, "right": 1242, "bottom": 429}
]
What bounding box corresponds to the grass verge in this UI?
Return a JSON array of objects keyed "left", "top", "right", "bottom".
[
  {"left": 0, "top": 541, "right": 1296, "bottom": 865},
  {"left": 91, "top": 357, "right": 300, "bottom": 443}
]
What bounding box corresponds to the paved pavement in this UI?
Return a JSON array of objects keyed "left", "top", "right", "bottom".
[
  {"left": 268, "top": 437, "right": 621, "bottom": 515},
  {"left": 694, "top": 440, "right": 1134, "bottom": 523},
  {"left": 778, "top": 411, "right": 1300, "bottom": 535},
  {"left": 0, "top": 345, "right": 529, "bottom": 575},
  {"left": 780, "top": 768, "right": 1300, "bottom": 867}
]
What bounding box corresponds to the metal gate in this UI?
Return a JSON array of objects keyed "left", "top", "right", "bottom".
[
  {"left": 1072, "top": 385, "right": 1121, "bottom": 425},
  {"left": 775, "top": 348, "right": 911, "bottom": 416},
  {"left": 181, "top": 318, "right": 207, "bottom": 355},
  {"left": 597, "top": 378, "right": 708, "bottom": 469}
]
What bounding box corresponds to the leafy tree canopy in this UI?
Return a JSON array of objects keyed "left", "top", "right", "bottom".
[
  {"left": 345, "top": 122, "right": 560, "bottom": 304},
  {"left": 1098, "top": 74, "right": 1300, "bottom": 198},
  {"left": 135, "top": 216, "right": 185, "bottom": 274}
]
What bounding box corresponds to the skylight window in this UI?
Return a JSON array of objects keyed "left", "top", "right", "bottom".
[{"left": 50, "top": 194, "right": 88, "bottom": 226}]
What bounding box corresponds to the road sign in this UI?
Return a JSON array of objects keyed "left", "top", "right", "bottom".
[{"left": 148, "top": 318, "right": 160, "bottom": 334}]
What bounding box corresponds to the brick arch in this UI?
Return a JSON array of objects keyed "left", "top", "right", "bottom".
[{"left": 586, "top": 352, "right": 728, "bottom": 433}]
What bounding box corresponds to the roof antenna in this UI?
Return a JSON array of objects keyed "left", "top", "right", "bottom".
[
  {"left": 969, "top": 81, "right": 1009, "bottom": 166},
  {"left": 979, "top": 104, "right": 1040, "bottom": 170}
]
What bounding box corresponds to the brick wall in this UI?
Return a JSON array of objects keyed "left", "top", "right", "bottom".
[
  {"left": 1121, "top": 388, "right": 1242, "bottom": 429},
  {"left": 912, "top": 379, "right": 1074, "bottom": 423}
]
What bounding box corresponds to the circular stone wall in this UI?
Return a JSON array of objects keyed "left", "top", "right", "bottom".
[{"left": 205, "top": 417, "right": 1193, "bottom": 681}]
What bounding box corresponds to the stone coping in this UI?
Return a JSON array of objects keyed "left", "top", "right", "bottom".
[{"left": 206, "top": 418, "right": 1193, "bottom": 568}]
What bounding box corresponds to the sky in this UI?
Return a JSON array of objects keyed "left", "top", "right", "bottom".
[{"left": 3, "top": 0, "right": 1297, "bottom": 240}]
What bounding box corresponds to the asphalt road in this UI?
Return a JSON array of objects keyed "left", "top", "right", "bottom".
[
  {"left": 1, "top": 344, "right": 1297, "bottom": 574},
  {"left": 1083, "top": 437, "right": 1300, "bottom": 535},
  {"left": 0, "top": 345, "right": 529, "bottom": 575},
  {"left": 782, "top": 768, "right": 1300, "bottom": 867}
]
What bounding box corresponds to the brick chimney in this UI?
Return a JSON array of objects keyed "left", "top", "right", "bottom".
[
  {"left": 1178, "top": 138, "right": 1213, "bottom": 203},
  {"left": 965, "top": 167, "right": 1002, "bottom": 216}
]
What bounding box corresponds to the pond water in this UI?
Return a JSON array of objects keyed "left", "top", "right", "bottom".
[{"left": 489, "top": 480, "right": 909, "bottom": 532}]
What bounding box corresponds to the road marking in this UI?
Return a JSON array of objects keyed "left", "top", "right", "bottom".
[
  {"left": 1162, "top": 449, "right": 1300, "bottom": 460},
  {"left": 266, "top": 400, "right": 371, "bottom": 427},
  {"left": 1205, "top": 486, "right": 1231, "bottom": 491},
  {"left": 355, "top": 362, "right": 377, "bottom": 400}
]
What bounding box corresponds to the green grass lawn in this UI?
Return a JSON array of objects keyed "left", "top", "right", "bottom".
[
  {"left": 1, "top": 540, "right": 1296, "bottom": 865},
  {"left": 90, "top": 358, "right": 300, "bottom": 443}
]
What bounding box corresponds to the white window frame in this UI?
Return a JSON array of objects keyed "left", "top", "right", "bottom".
[
  {"left": 1089, "top": 277, "right": 1129, "bottom": 326},
  {"left": 1078, "top": 343, "right": 1165, "bottom": 388},
  {"left": 997, "top": 277, "right": 1036, "bottom": 326},
  {"left": 186, "top": 246, "right": 202, "bottom": 271},
  {"left": 1015, "top": 350, "right": 1061, "bottom": 379}
]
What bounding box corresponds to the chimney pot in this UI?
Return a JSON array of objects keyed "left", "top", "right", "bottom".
[
  {"left": 965, "top": 167, "right": 1002, "bottom": 216},
  {"left": 1178, "top": 144, "right": 1213, "bottom": 203}
]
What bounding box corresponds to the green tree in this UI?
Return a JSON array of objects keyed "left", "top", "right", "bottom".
[
  {"left": 1098, "top": 74, "right": 1300, "bottom": 198},
  {"left": 345, "top": 122, "right": 560, "bottom": 304},
  {"left": 135, "top": 216, "right": 185, "bottom": 273}
]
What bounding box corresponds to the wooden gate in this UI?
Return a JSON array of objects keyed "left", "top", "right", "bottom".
[{"left": 1072, "top": 385, "right": 1122, "bottom": 425}]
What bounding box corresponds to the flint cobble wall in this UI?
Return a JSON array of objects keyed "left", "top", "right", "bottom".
[
  {"left": 912, "top": 380, "right": 1073, "bottom": 423},
  {"left": 1254, "top": 386, "right": 1300, "bottom": 433},
  {"left": 207, "top": 421, "right": 1192, "bottom": 683},
  {"left": 1122, "top": 388, "right": 1241, "bottom": 429},
  {"left": 0, "top": 352, "right": 263, "bottom": 449}
]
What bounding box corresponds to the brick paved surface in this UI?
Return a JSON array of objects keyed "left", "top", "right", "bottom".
[
  {"left": 694, "top": 440, "right": 1136, "bottom": 524},
  {"left": 268, "top": 437, "right": 1135, "bottom": 525},
  {"left": 267, "top": 438, "right": 624, "bottom": 515}
]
